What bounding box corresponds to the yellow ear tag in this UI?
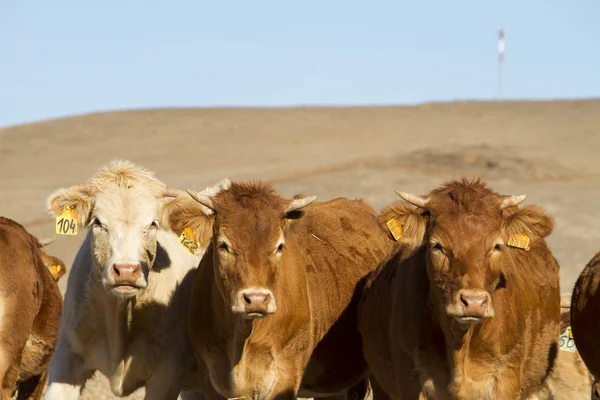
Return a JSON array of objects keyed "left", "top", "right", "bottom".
[
  {"left": 559, "top": 326, "right": 576, "bottom": 353},
  {"left": 55, "top": 207, "right": 78, "bottom": 235},
  {"left": 386, "top": 218, "right": 403, "bottom": 241},
  {"left": 178, "top": 227, "right": 200, "bottom": 255},
  {"left": 507, "top": 233, "right": 530, "bottom": 251},
  {"left": 50, "top": 265, "right": 61, "bottom": 278}
]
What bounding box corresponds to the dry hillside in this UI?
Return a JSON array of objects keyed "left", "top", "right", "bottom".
[{"left": 1, "top": 99, "right": 600, "bottom": 398}]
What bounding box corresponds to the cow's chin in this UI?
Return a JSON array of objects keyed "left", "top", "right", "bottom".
[
  {"left": 242, "top": 311, "right": 269, "bottom": 320},
  {"left": 105, "top": 283, "right": 145, "bottom": 299},
  {"left": 446, "top": 304, "right": 493, "bottom": 325},
  {"left": 454, "top": 316, "right": 484, "bottom": 325},
  {"left": 231, "top": 306, "right": 273, "bottom": 321}
]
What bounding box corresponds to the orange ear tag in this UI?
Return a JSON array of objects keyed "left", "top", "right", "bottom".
[
  {"left": 178, "top": 227, "right": 200, "bottom": 255},
  {"left": 386, "top": 218, "right": 403, "bottom": 241},
  {"left": 507, "top": 233, "right": 530, "bottom": 251},
  {"left": 55, "top": 207, "right": 78, "bottom": 235}
]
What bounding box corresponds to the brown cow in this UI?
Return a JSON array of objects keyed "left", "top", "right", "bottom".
[
  {"left": 164, "top": 180, "right": 393, "bottom": 400},
  {"left": 0, "top": 217, "right": 63, "bottom": 400},
  {"left": 570, "top": 250, "right": 600, "bottom": 399},
  {"left": 36, "top": 238, "right": 67, "bottom": 282},
  {"left": 360, "top": 178, "right": 561, "bottom": 399}
]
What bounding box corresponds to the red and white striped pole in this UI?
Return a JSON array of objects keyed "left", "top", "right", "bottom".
[{"left": 498, "top": 29, "right": 505, "bottom": 99}]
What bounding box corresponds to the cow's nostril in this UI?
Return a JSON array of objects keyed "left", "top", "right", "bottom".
[
  {"left": 460, "top": 294, "right": 469, "bottom": 308},
  {"left": 243, "top": 293, "right": 252, "bottom": 305},
  {"left": 112, "top": 264, "right": 120, "bottom": 276}
]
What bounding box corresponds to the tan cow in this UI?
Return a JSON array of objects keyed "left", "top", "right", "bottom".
[
  {"left": 42, "top": 160, "right": 219, "bottom": 400},
  {"left": 570, "top": 250, "right": 600, "bottom": 399},
  {"left": 0, "top": 217, "right": 63, "bottom": 400},
  {"left": 360, "top": 178, "right": 561, "bottom": 399},
  {"left": 529, "top": 294, "right": 594, "bottom": 400},
  {"left": 163, "top": 180, "right": 393, "bottom": 400},
  {"left": 36, "top": 238, "right": 68, "bottom": 282}
]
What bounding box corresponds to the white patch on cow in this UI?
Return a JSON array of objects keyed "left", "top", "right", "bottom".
[
  {"left": 44, "top": 382, "right": 82, "bottom": 400},
  {"left": 201, "top": 178, "right": 231, "bottom": 197},
  {"left": 91, "top": 187, "right": 160, "bottom": 293},
  {"left": 44, "top": 160, "right": 209, "bottom": 399}
]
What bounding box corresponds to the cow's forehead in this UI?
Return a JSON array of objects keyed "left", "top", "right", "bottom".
[
  {"left": 217, "top": 207, "right": 283, "bottom": 245},
  {"left": 93, "top": 185, "right": 160, "bottom": 227},
  {"left": 430, "top": 212, "right": 501, "bottom": 244}
]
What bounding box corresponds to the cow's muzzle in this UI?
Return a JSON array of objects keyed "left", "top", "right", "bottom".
[
  {"left": 232, "top": 289, "right": 277, "bottom": 319},
  {"left": 108, "top": 263, "right": 147, "bottom": 297},
  {"left": 447, "top": 289, "right": 494, "bottom": 324}
]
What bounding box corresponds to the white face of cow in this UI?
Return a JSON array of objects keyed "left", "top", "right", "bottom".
[
  {"left": 46, "top": 161, "right": 180, "bottom": 299},
  {"left": 89, "top": 188, "right": 161, "bottom": 298}
]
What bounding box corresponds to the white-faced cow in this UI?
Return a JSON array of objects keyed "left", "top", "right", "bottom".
[{"left": 43, "top": 160, "right": 223, "bottom": 400}]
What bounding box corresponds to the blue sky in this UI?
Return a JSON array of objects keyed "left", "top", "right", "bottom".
[{"left": 1, "top": 0, "right": 598, "bottom": 127}]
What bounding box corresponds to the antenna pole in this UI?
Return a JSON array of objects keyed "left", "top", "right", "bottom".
[{"left": 498, "top": 29, "right": 505, "bottom": 99}]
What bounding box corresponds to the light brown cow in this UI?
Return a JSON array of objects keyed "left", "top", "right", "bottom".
[
  {"left": 43, "top": 160, "right": 218, "bottom": 400},
  {"left": 360, "top": 178, "right": 561, "bottom": 399},
  {"left": 164, "top": 180, "right": 393, "bottom": 400},
  {"left": 36, "top": 238, "right": 67, "bottom": 282},
  {"left": 570, "top": 250, "right": 600, "bottom": 399},
  {"left": 0, "top": 217, "right": 63, "bottom": 400},
  {"left": 529, "top": 294, "right": 594, "bottom": 400}
]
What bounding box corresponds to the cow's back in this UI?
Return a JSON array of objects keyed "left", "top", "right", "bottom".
[
  {"left": 290, "top": 198, "right": 394, "bottom": 394},
  {"left": 293, "top": 198, "right": 392, "bottom": 319}
]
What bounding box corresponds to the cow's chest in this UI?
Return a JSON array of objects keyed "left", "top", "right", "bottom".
[
  {"left": 419, "top": 367, "right": 497, "bottom": 400},
  {"left": 417, "top": 352, "right": 520, "bottom": 400},
  {"left": 206, "top": 346, "right": 278, "bottom": 400},
  {"left": 86, "top": 332, "right": 159, "bottom": 395}
]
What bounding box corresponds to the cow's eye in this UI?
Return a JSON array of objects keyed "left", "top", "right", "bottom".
[
  {"left": 431, "top": 242, "right": 443, "bottom": 252},
  {"left": 217, "top": 242, "right": 229, "bottom": 252},
  {"left": 148, "top": 220, "right": 159, "bottom": 229},
  {"left": 494, "top": 243, "right": 502, "bottom": 252},
  {"left": 276, "top": 242, "right": 285, "bottom": 253},
  {"left": 93, "top": 218, "right": 106, "bottom": 231}
]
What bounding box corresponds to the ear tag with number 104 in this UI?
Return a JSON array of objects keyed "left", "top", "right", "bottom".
[{"left": 56, "top": 207, "right": 78, "bottom": 235}]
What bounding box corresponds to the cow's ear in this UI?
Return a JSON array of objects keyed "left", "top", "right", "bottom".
[
  {"left": 378, "top": 201, "right": 428, "bottom": 248},
  {"left": 46, "top": 184, "right": 94, "bottom": 226},
  {"left": 161, "top": 195, "right": 214, "bottom": 248},
  {"left": 502, "top": 205, "right": 554, "bottom": 242},
  {"left": 281, "top": 195, "right": 317, "bottom": 230}
]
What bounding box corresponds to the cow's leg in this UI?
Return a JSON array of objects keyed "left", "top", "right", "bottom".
[
  {"left": 345, "top": 377, "right": 371, "bottom": 400},
  {"left": 16, "top": 371, "right": 47, "bottom": 400},
  {"left": 0, "top": 353, "right": 21, "bottom": 400},
  {"left": 369, "top": 375, "right": 391, "bottom": 400},
  {"left": 266, "top": 373, "right": 301, "bottom": 400},
  {"left": 491, "top": 370, "right": 521, "bottom": 400},
  {"left": 43, "top": 343, "right": 90, "bottom": 400},
  {"left": 179, "top": 390, "right": 204, "bottom": 400}
]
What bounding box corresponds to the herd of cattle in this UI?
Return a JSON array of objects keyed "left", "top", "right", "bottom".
[{"left": 3, "top": 158, "right": 600, "bottom": 400}]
